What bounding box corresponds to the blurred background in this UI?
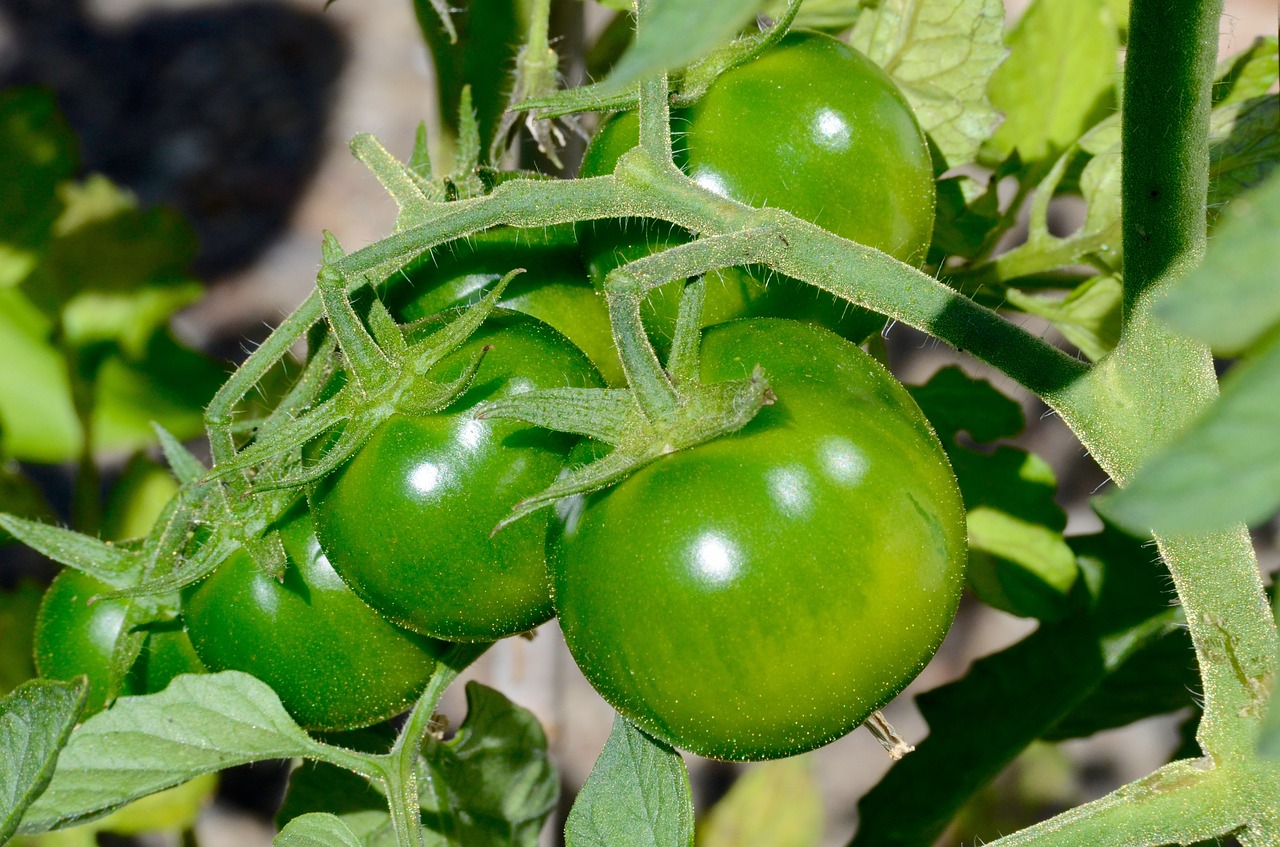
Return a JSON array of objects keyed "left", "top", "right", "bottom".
[{"left": 0, "top": 0, "right": 1275, "bottom": 844}]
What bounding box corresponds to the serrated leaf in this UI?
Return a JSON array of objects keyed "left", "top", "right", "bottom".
[
  {"left": 1213, "top": 36, "right": 1279, "bottom": 107},
  {"left": 697, "top": 758, "right": 822, "bottom": 847},
  {"left": 850, "top": 0, "right": 1006, "bottom": 169},
  {"left": 0, "top": 678, "right": 88, "bottom": 844},
  {"left": 1006, "top": 273, "right": 1123, "bottom": 362},
  {"left": 1159, "top": 169, "right": 1280, "bottom": 355},
  {"left": 565, "top": 716, "right": 694, "bottom": 847},
  {"left": 906, "top": 366, "right": 1024, "bottom": 443},
  {"left": 0, "top": 581, "right": 42, "bottom": 695},
  {"left": 18, "top": 672, "right": 323, "bottom": 834},
  {"left": 1103, "top": 332, "right": 1280, "bottom": 534},
  {"left": 276, "top": 813, "right": 364, "bottom": 847},
  {"left": 983, "top": 0, "right": 1118, "bottom": 171},
  {"left": 598, "top": 0, "right": 768, "bottom": 95},
  {"left": 850, "top": 523, "right": 1185, "bottom": 847},
  {"left": 421, "top": 682, "right": 558, "bottom": 846},
  {"left": 1208, "top": 95, "right": 1279, "bottom": 225}
]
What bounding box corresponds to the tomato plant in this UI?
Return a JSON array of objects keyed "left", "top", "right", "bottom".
[
  {"left": 552, "top": 319, "right": 966, "bottom": 760},
  {"left": 309, "top": 311, "right": 602, "bottom": 642},
  {"left": 2, "top": 1, "right": 1277, "bottom": 847},
  {"left": 181, "top": 501, "right": 449, "bottom": 730},
  {"left": 578, "top": 29, "right": 935, "bottom": 349}
]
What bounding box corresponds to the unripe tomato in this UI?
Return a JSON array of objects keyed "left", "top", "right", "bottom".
[
  {"left": 35, "top": 569, "right": 205, "bottom": 715},
  {"left": 551, "top": 319, "right": 965, "bottom": 761},
  {"left": 383, "top": 225, "right": 624, "bottom": 385},
  {"left": 181, "top": 502, "right": 448, "bottom": 731},
  {"left": 578, "top": 30, "right": 935, "bottom": 350},
  {"left": 309, "top": 311, "right": 602, "bottom": 642}
]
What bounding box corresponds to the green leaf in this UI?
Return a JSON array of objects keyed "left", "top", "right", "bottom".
[
  {"left": 565, "top": 716, "right": 694, "bottom": 847},
  {"left": 909, "top": 368, "right": 1078, "bottom": 620},
  {"left": 850, "top": 522, "right": 1186, "bottom": 847},
  {"left": 276, "top": 725, "right": 396, "bottom": 837},
  {"left": 276, "top": 813, "right": 364, "bottom": 847},
  {"left": 850, "top": 0, "right": 1006, "bottom": 169},
  {"left": 0, "top": 581, "right": 42, "bottom": 695},
  {"left": 930, "top": 171, "right": 1005, "bottom": 261},
  {"left": 1, "top": 678, "right": 89, "bottom": 844},
  {"left": 1213, "top": 36, "right": 1279, "bottom": 107},
  {"left": 1005, "top": 274, "right": 1123, "bottom": 361},
  {"left": 597, "top": 0, "right": 769, "bottom": 95},
  {"left": 0, "top": 88, "right": 78, "bottom": 276},
  {"left": 0, "top": 288, "right": 81, "bottom": 462},
  {"left": 905, "top": 365, "right": 1024, "bottom": 443},
  {"left": 421, "top": 681, "right": 559, "bottom": 846},
  {"left": 18, "top": 672, "right": 323, "bottom": 834},
  {"left": 1263, "top": 585, "right": 1280, "bottom": 759},
  {"left": 1103, "top": 332, "right": 1280, "bottom": 534},
  {"left": 697, "top": 758, "right": 822, "bottom": 847},
  {"left": 1208, "top": 95, "right": 1280, "bottom": 227},
  {"left": 983, "top": 0, "right": 1119, "bottom": 172},
  {"left": 1158, "top": 169, "right": 1280, "bottom": 356}
]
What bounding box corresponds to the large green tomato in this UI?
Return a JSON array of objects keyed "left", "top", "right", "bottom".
[
  {"left": 309, "top": 311, "right": 602, "bottom": 642},
  {"left": 551, "top": 319, "right": 966, "bottom": 761},
  {"left": 383, "top": 225, "right": 624, "bottom": 385},
  {"left": 35, "top": 569, "right": 205, "bottom": 715},
  {"left": 578, "top": 30, "right": 935, "bottom": 350},
  {"left": 181, "top": 502, "right": 447, "bottom": 731}
]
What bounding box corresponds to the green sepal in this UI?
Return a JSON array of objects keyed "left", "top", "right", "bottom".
[
  {"left": 450, "top": 85, "right": 483, "bottom": 193},
  {"left": 408, "top": 121, "right": 434, "bottom": 191},
  {"left": 349, "top": 134, "right": 434, "bottom": 231},
  {"left": 318, "top": 234, "right": 391, "bottom": 392},
  {"left": 243, "top": 530, "right": 288, "bottom": 583},
  {"left": 92, "top": 535, "right": 240, "bottom": 600},
  {"left": 0, "top": 514, "right": 136, "bottom": 587},
  {"left": 476, "top": 388, "right": 638, "bottom": 445},
  {"left": 150, "top": 423, "right": 205, "bottom": 486}
]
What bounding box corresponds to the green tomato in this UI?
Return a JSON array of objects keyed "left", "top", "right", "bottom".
[
  {"left": 181, "top": 502, "right": 448, "bottom": 731},
  {"left": 34, "top": 569, "right": 205, "bottom": 715},
  {"left": 309, "top": 311, "right": 603, "bottom": 642},
  {"left": 578, "top": 29, "right": 935, "bottom": 350},
  {"left": 383, "top": 225, "right": 624, "bottom": 386},
  {"left": 551, "top": 319, "right": 966, "bottom": 761}
]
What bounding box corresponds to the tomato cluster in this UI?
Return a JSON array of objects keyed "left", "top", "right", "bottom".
[{"left": 34, "top": 31, "right": 964, "bottom": 759}]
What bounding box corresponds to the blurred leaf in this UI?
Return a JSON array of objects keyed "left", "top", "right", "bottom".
[
  {"left": 1104, "top": 333, "right": 1280, "bottom": 534},
  {"left": 697, "top": 758, "right": 822, "bottom": 847},
  {"left": 1213, "top": 36, "right": 1279, "bottom": 107},
  {"left": 565, "top": 716, "right": 694, "bottom": 847},
  {"left": 79, "top": 774, "right": 216, "bottom": 836},
  {"left": 0, "top": 289, "right": 81, "bottom": 462},
  {"left": 0, "top": 462, "right": 53, "bottom": 544},
  {"left": 930, "top": 169, "right": 1005, "bottom": 261},
  {"left": 906, "top": 365, "right": 1024, "bottom": 443},
  {"left": 1077, "top": 120, "right": 1123, "bottom": 241},
  {"left": 1, "top": 678, "right": 88, "bottom": 844},
  {"left": 18, "top": 672, "right": 321, "bottom": 834},
  {"left": 276, "top": 813, "right": 364, "bottom": 847},
  {"left": 1208, "top": 95, "right": 1279, "bottom": 226},
  {"left": 910, "top": 368, "right": 1077, "bottom": 620},
  {"left": 421, "top": 682, "right": 559, "bottom": 846},
  {"left": 277, "top": 724, "right": 396, "bottom": 842},
  {"left": 982, "top": 0, "right": 1118, "bottom": 173},
  {"left": 0, "top": 88, "right": 77, "bottom": 280},
  {"left": 764, "top": 0, "right": 870, "bottom": 31},
  {"left": 598, "top": 0, "right": 769, "bottom": 95},
  {"left": 1159, "top": 169, "right": 1280, "bottom": 355},
  {"left": 850, "top": 522, "right": 1186, "bottom": 847},
  {"left": 0, "top": 581, "right": 42, "bottom": 695},
  {"left": 1005, "top": 274, "right": 1123, "bottom": 361},
  {"left": 101, "top": 454, "right": 181, "bottom": 543},
  {"left": 851, "top": 0, "right": 1006, "bottom": 169}
]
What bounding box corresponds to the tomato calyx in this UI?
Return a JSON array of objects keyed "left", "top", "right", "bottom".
[{"left": 476, "top": 277, "right": 774, "bottom": 532}]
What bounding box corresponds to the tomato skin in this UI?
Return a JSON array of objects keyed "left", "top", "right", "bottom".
[
  {"left": 551, "top": 319, "right": 966, "bottom": 761},
  {"left": 309, "top": 312, "right": 602, "bottom": 642},
  {"left": 181, "top": 502, "right": 448, "bottom": 731},
  {"left": 35, "top": 570, "right": 205, "bottom": 715},
  {"left": 383, "top": 225, "right": 624, "bottom": 386},
  {"left": 578, "top": 30, "right": 935, "bottom": 348}
]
